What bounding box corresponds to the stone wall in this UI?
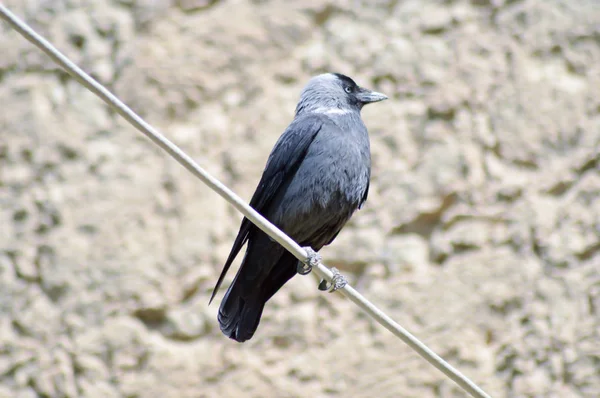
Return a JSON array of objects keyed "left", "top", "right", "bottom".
[{"left": 1, "top": 0, "right": 599, "bottom": 396}]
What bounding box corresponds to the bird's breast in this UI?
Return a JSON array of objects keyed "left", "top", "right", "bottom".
[{"left": 281, "top": 130, "right": 370, "bottom": 215}]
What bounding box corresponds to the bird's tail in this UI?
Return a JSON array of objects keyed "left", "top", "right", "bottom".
[
  {"left": 218, "top": 250, "right": 298, "bottom": 342},
  {"left": 218, "top": 278, "right": 266, "bottom": 343}
]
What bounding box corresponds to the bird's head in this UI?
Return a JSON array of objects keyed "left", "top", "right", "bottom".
[{"left": 295, "top": 73, "right": 388, "bottom": 116}]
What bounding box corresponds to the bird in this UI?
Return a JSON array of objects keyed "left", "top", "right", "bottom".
[{"left": 210, "top": 73, "right": 387, "bottom": 342}]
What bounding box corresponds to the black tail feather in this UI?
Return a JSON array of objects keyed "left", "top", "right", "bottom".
[
  {"left": 217, "top": 248, "right": 300, "bottom": 342},
  {"left": 218, "top": 282, "right": 265, "bottom": 343}
]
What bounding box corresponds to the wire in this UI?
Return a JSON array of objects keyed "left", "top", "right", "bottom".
[{"left": 0, "top": 5, "right": 492, "bottom": 398}]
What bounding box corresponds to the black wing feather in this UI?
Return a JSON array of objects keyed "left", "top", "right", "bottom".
[
  {"left": 359, "top": 181, "right": 369, "bottom": 209},
  {"left": 209, "top": 114, "right": 325, "bottom": 303}
]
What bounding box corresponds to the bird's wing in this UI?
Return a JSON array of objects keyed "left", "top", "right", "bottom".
[
  {"left": 359, "top": 181, "right": 369, "bottom": 209},
  {"left": 209, "top": 114, "right": 326, "bottom": 303}
]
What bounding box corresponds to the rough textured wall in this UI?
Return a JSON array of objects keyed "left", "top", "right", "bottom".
[{"left": 1, "top": 0, "right": 599, "bottom": 397}]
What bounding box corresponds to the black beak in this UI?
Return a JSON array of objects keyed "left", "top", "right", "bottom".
[{"left": 356, "top": 87, "right": 388, "bottom": 104}]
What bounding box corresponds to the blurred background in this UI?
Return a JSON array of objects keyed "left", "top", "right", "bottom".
[{"left": 1, "top": 0, "right": 599, "bottom": 397}]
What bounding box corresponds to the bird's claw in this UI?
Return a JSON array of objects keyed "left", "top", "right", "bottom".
[
  {"left": 297, "top": 248, "right": 346, "bottom": 292},
  {"left": 297, "top": 247, "right": 321, "bottom": 275},
  {"left": 318, "top": 267, "right": 348, "bottom": 293}
]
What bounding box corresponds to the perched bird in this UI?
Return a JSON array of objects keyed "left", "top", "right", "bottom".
[{"left": 210, "top": 73, "right": 387, "bottom": 342}]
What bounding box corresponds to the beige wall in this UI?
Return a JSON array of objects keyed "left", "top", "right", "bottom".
[{"left": 1, "top": 0, "right": 599, "bottom": 397}]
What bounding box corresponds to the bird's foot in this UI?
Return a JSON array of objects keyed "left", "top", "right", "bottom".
[
  {"left": 297, "top": 247, "right": 321, "bottom": 275},
  {"left": 318, "top": 267, "right": 348, "bottom": 293}
]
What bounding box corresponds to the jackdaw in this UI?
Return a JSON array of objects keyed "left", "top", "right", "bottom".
[{"left": 210, "top": 73, "right": 387, "bottom": 342}]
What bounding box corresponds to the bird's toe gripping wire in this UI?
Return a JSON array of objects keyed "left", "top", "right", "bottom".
[
  {"left": 297, "top": 247, "right": 347, "bottom": 292},
  {"left": 297, "top": 247, "right": 321, "bottom": 275},
  {"left": 318, "top": 267, "right": 348, "bottom": 293}
]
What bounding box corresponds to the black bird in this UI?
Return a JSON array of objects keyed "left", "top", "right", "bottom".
[{"left": 210, "top": 73, "right": 387, "bottom": 342}]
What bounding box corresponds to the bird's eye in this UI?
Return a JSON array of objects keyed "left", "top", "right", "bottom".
[{"left": 344, "top": 86, "right": 352, "bottom": 93}]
